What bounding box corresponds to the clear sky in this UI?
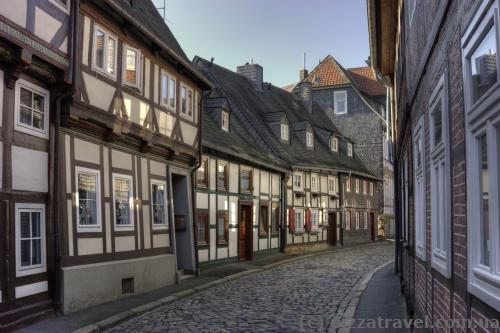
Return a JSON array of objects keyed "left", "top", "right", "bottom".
[{"left": 152, "top": 0, "right": 370, "bottom": 87}]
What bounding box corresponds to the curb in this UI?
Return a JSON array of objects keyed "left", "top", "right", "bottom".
[
  {"left": 73, "top": 242, "right": 388, "bottom": 333},
  {"left": 336, "top": 259, "right": 394, "bottom": 333}
]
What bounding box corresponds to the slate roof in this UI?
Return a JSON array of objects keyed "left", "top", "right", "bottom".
[{"left": 194, "top": 57, "right": 377, "bottom": 178}]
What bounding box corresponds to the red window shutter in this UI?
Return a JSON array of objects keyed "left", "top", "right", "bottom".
[
  {"left": 289, "top": 209, "right": 296, "bottom": 233},
  {"left": 305, "top": 208, "right": 311, "bottom": 233}
]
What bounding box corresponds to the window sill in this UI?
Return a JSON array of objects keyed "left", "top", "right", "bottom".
[
  {"left": 259, "top": 233, "right": 269, "bottom": 239},
  {"left": 216, "top": 241, "right": 228, "bottom": 247},
  {"left": 180, "top": 113, "right": 194, "bottom": 122},
  {"left": 152, "top": 224, "right": 168, "bottom": 231},
  {"left": 197, "top": 242, "right": 209, "bottom": 249},
  {"left": 293, "top": 231, "right": 305, "bottom": 236}
]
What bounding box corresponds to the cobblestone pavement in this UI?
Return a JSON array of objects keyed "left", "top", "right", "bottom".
[{"left": 105, "top": 243, "right": 393, "bottom": 333}]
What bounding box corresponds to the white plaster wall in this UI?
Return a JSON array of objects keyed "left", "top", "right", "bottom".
[
  {"left": 271, "top": 238, "right": 279, "bottom": 248},
  {"left": 82, "top": 72, "right": 115, "bottom": 111},
  {"left": 179, "top": 121, "right": 197, "bottom": 146},
  {"left": 78, "top": 238, "right": 103, "bottom": 255},
  {"left": 150, "top": 160, "right": 166, "bottom": 177},
  {"left": 111, "top": 149, "right": 132, "bottom": 170},
  {"left": 0, "top": 0, "right": 27, "bottom": 28},
  {"left": 153, "top": 234, "right": 169, "bottom": 248},
  {"left": 217, "top": 195, "right": 228, "bottom": 211},
  {"left": 34, "top": 7, "right": 61, "bottom": 46},
  {"left": 74, "top": 138, "right": 100, "bottom": 164},
  {"left": 259, "top": 238, "right": 268, "bottom": 250},
  {"left": 228, "top": 163, "right": 238, "bottom": 193},
  {"left": 261, "top": 171, "right": 269, "bottom": 194},
  {"left": 272, "top": 174, "right": 280, "bottom": 196},
  {"left": 217, "top": 247, "right": 228, "bottom": 259},
  {"left": 196, "top": 192, "right": 208, "bottom": 209},
  {"left": 82, "top": 16, "right": 90, "bottom": 66},
  {"left": 209, "top": 158, "right": 216, "bottom": 191},
  {"left": 114, "top": 236, "right": 135, "bottom": 252},
  {"left": 198, "top": 249, "right": 209, "bottom": 262},
  {"left": 253, "top": 169, "right": 260, "bottom": 196},
  {"left": 228, "top": 197, "right": 238, "bottom": 257},
  {"left": 12, "top": 146, "right": 48, "bottom": 192}
]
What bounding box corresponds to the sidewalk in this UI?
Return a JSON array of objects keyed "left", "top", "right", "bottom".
[
  {"left": 351, "top": 263, "right": 409, "bottom": 332},
  {"left": 19, "top": 242, "right": 376, "bottom": 333}
]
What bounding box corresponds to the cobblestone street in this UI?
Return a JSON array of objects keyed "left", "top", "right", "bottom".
[{"left": 105, "top": 243, "right": 393, "bottom": 333}]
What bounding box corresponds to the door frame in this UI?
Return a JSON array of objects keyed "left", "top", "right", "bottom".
[
  {"left": 328, "top": 212, "right": 337, "bottom": 246},
  {"left": 238, "top": 201, "right": 253, "bottom": 261}
]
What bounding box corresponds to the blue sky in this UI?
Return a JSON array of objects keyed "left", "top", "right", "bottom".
[{"left": 152, "top": 0, "right": 370, "bottom": 87}]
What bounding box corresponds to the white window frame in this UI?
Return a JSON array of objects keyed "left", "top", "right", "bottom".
[
  {"left": 293, "top": 172, "right": 304, "bottom": 191},
  {"left": 92, "top": 24, "right": 117, "bottom": 79},
  {"left": 75, "top": 166, "right": 102, "bottom": 232},
  {"left": 160, "top": 70, "right": 176, "bottom": 111},
  {"left": 370, "top": 182, "right": 374, "bottom": 196},
  {"left": 281, "top": 123, "right": 289, "bottom": 141},
  {"left": 311, "top": 209, "right": 319, "bottom": 232},
  {"left": 49, "top": 0, "right": 70, "bottom": 13},
  {"left": 14, "top": 79, "right": 50, "bottom": 139},
  {"left": 180, "top": 83, "right": 195, "bottom": 120},
  {"left": 15, "top": 203, "right": 46, "bottom": 277},
  {"left": 310, "top": 174, "right": 319, "bottom": 193},
  {"left": 306, "top": 131, "right": 314, "bottom": 148},
  {"left": 122, "top": 44, "right": 142, "bottom": 90},
  {"left": 346, "top": 177, "right": 351, "bottom": 192},
  {"left": 112, "top": 173, "right": 135, "bottom": 231},
  {"left": 295, "top": 209, "right": 304, "bottom": 233},
  {"left": 334, "top": 90, "right": 347, "bottom": 115},
  {"left": 363, "top": 180, "right": 367, "bottom": 194},
  {"left": 355, "top": 178, "right": 360, "bottom": 193},
  {"left": 345, "top": 211, "right": 351, "bottom": 230},
  {"left": 347, "top": 142, "right": 353, "bottom": 157},
  {"left": 355, "top": 212, "right": 360, "bottom": 230},
  {"left": 462, "top": 0, "right": 500, "bottom": 311},
  {"left": 429, "top": 72, "right": 452, "bottom": 278},
  {"left": 151, "top": 179, "right": 168, "bottom": 230},
  {"left": 328, "top": 176, "right": 337, "bottom": 195},
  {"left": 331, "top": 136, "right": 338, "bottom": 152},
  {"left": 413, "top": 116, "right": 426, "bottom": 261},
  {"left": 221, "top": 111, "right": 229, "bottom": 131}
]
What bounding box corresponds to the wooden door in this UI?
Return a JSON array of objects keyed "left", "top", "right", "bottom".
[
  {"left": 328, "top": 213, "right": 337, "bottom": 246},
  {"left": 239, "top": 205, "right": 252, "bottom": 261},
  {"left": 370, "top": 213, "right": 376, "bottom": 241}
]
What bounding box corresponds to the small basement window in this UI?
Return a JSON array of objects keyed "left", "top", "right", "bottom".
[{"left": 122, "top": 277, "right": 134, "bottom": 295}]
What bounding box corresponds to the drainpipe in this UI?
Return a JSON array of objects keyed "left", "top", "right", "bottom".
[
  {"left": 280, "top": 172, "right": 288, "bottom": 253},
  {"left": 53, "top": 0, "right": 78, "bottom": 313}
]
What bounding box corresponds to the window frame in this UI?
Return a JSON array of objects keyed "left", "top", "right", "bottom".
[
  {"left": 345, "top": 211, "right": 351, "bottom": 230},
  {"left": 240, "top": 167, "right": 253, "bottom": 193},
  {"left": 413, "top": 115, "right": 426, "bottom": 261},
  {"left": 122, "top": 44, "right": 142, "bottom": 90},
  {"left": 306, "top": 131, "right": 314, "bottom": 148},
  {"left": 310, "top": 173, "right": 319, "bottom": 193},
  {"left": 334, "top": 90, "right": 348, "bottom": 115},
  {"left": 14, "top": 79, "right": 50, "bottom": 139},
  {"left": 346, "top": 176, "right": 351, "bottom": 192},
  {"left": 429, "top": 72, "right": 452, "bottom": 278},
  {"left": 221, "top": 110, "right": 230, "bottom": 131},
  {"left": 75, "top": 166, "right": 102, "bottom": 232},
  {"left": 293, "top": 172, "right": 304, "bottom": 191},
  {"left": 328, "top": 176, "right": 337, "bottom": 195},
  {"left": 217, "top": 161, "right": 228, "bottom": 191},
  {"left": 160, "top": 70, "right": 177, "bottom": 111},
  {"left": 151, "top": 179, "right": 168, "bottom": 230},
  {"left": 295, "top": 208, "right": 304, "bottom": 233},
  {"left": 180, "top": 83, "right": 195, "bottom": 121},
  {"left": 112, "top": 173, "right": 135, "bottom": 231},
  {"left": 15, "top": 203, "right": 46, "bottom": 277},
  {"left": 347, "top": 142, "right": 353, "bottom": 157},
  {"left": 259, "top": 203, "right": 269, "bottom": 236},
  {"left": 281, "top": 123, "right": 289, "bottom": 142},
  {"left": 355, "top": 178, "right": 360, "bottom": 193},
  {"left": 217, "top": 211, "right": 229, "bottom": 244},
  {"left": 462, "top": 0, "right": 500, "bottom": 311},
  {"left": 370, "top": 182, "right": 374, "bottom": 196},
  {"left": 271, "top": 202, "right": 280, "bottom": 237},
  {"left": 91, "top": 24, "right": 118, "bottom": 79},
  {"left": 330, "top": 136, "right": 338, "bottom": 152},
  {"left": 196, "top": 211, "right": 209, "bottom": 245},
  {"left": 196, "top": 157, "right": 209, "bottom": 188}
]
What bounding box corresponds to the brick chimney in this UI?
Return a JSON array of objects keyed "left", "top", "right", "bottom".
[
  {"left": 237, "top": 62, "right": 263, "bottom": 90},
  {"left": 300, "top": 69, "right": 309, "bottom": 81},
  {"left": 298, "top": 81, "right": 313, "bottom": 114}
]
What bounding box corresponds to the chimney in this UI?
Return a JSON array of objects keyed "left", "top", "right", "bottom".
[
  {"left": 298, "top": 81, "right": 313, "bottom": 114},
  {"left": 300, "top": 69, "right": 309, "bottom": 81},
  {"left": 237, "top": 62, "right": 263, "bottom": 90}
]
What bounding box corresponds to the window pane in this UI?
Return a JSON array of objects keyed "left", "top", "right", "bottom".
[
  {"left": 187, "top": 89, "right": 193, "bottom": 117},
  {"left": 152, "top": 184, "right": 166, "bottom": 225},
  {"left": 162, "top": 75, "right": 168, "bottom": 104},
  {"left": 479, "top": 135, "right": 490, "bottom": 266},
  {"left": 471, "top": 26, "right": 497, "bottom": 103},
  {"left": 31, "top": 212, "right": 41, "bottom": 237},
  {"left": 107, "top": 37, "right": 115, "bottom": 75},
  {"left": 21, "top": 239, "right": 31, "bottom": 267},
  {"left": 169, "top": 78, "right": 175, "bottom": 108},
  {"left": 432, "top": 103, "right": 442, "bottom": 145},
  {"left": 20, "top": 88, "right": 32, "bottom": 107},
  {"left": 32, "top": 110, "right": 44, "bottom": 130},
  {"left": 19, "top": 106, "right": 32, "bottom": 126},
  {"left": 181, "top": 87, "right": 186, "bottom": 114},
  {"left": 79, "top": 173, "right": 98, "bottom": 225},
  {"left": 115, "top": 178, "right": 130, "bottom": 225},
  {"left": 31, "top": 239, "right": 41, "bottom": 265},
  {"left": 32, "top": 93, "right": 44, "bottom": 112},
  {"left": 125, "top": 49, "right": 137, "bottom": 84},
  {"left": 95, "top": 29, "right": 105, "bottom": 69},
  {"left": 20, "top": 212, "right": 30, "bottom": 238},
  {"left": 217, "top": 163, "right": 226, "bottom": 189}
]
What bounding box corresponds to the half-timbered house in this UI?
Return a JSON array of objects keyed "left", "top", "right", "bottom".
[{"left": 0, "top": 0, "right": 72, "bottom": 329}]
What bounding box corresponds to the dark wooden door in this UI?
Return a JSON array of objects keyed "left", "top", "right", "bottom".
[
  {"left": 328, "top": 213, "right": 337, "bottom": 246},
  {"left": 239, "top": 205, "right": 252, "bottom": 261},
  {"left": 370, "top": 213, "right": 376, "bottom": 241}
]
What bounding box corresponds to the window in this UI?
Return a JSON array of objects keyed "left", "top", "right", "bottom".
[
  {"left": 281, "top": 123, "right": 289, "bottom": 141},
  {"left": 363, "top": 212, "right": 368, "bottom": 229},
  {"left": 330, "top": 136, "right": 338, "bottom": 152},
  {"left": 271, "top": 203, "right": 280, "bottom": 236},
  {"left": 328, "top": 176, "right": 337, "bottom": 194},
  {"left": 113, "top": 174, "right": 134, "bottom": 230},
  {"left": 295, "top": 209, "right": 304, "bottom": 232},
  {"left": 180, "top": 84, "right": 194, "bottom": 120},
  {"left": 346, "top": 177, "right": 351, "bottom": 192},
  {"left": 217, "top": 161, "right": 228, "bottom": 190},
  {"left": 217, "top": 212, "right": 228, "bottom": 243},
  {"left": 151, "top": 180, "right": 167, "bottom": 229},
  {"left": 92, "top": 25, "right": 117, "bottom": 78},
  {"left": 76, "top": 167, "right": 101, "bottom": 232},
  {"left": 334, "top": 90, "right": 347, "bottom": 114},
  {"left": 122, "top": 45, "right": 141, "bottom": 88},
  {"left": 196, "top": 157, "right": 209, "bottom": 187},
  {"left": 306, "top": 131, "right": 314, "bottom": 148},
  {"left": 355, "top": 212, "right": 360, "bottom": 230},
  {"left": 293, "top": 173, "right": 303, "bottom": 191},
  {"left": 370, "top": 182, "right": 374, "bottom": 196},
  {"left": 196, "top": 211, "right": 209, "bottom": 244},
  {"left": 363, "top": 180, "right": 367, "bottom": 194},
  {"left": 345, "top": 211, "right": 351, "bottom": 230},
  {"left": 347, "top": 142, "right": 353, "bottom": 157},
  {"left": 259, "top": 204, "right": 269, "bottom": 236},
  {"left": 311, "top": 174, "right": 319, "bottom": 192},
  {"left": 413, "top": 116, "right": 426, "bottom": 260},
  {"left": 16, "top": 204, "right": 46, "bottom": 277},
  {"left": 429, "top": 73, "right": 451, "bottom": 278},
  {"left": 222, "top": 111, "right": 229, "bottom": 131},
  {"left": 311, "top": 209, "right": 319, "bottom": 232},
  {"left": 355, "top": 179, "right": 360, "bottom": 193},
  {"left": 15, "top": 80, "right": 49, "bottom": 139},
  {"left": 161, "top": 71, "right": 176, "bottom": 110},
  {"left": 240, "top": 168, "right": 252, "bottom": 193},
  {"left": 462, "top": 0, "right": 500, "bottom": 310}
]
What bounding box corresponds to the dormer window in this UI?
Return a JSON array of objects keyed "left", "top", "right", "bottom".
[
  {"left": 306, "top": 131, "right": 314, "bottom": 148},
  {"left": 334, "top": 90, "right": 347, "bottom": 115},
  {"left": 281, "top": 123, "right": 289, "bottom": 141},
  {"left": 330, "top": 136, "right": 338, "bottom": 152},
  {"left": 222, "top": 111, "right": 229, "bottom": 131},
  {"left": 347, "top": 142, "right": 353, "bottom": 157}
]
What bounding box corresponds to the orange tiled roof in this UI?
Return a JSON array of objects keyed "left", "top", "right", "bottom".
[
  {"left": 305, "top": 56, "right": 350, "bottom": 87},
  {"left": 281, "top": 83, "right": 296, "bottom": 93},
  {"left": 347, "top": 67, "right": 386, "bottom": 96}
]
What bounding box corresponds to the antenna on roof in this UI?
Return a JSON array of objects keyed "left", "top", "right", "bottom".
[
  {"left": 155, "top": 0, "right": 166, "bottom": 20},
  {"left": 251, "top": 59, "right": 254, "bottom": 65}
]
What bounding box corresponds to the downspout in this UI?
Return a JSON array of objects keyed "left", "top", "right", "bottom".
[
  {"left": 280, "top": 173, "right": 288, "bottom": 253},
  {"left": 53, "top": 0, "right": 78, "bottom": 313}
]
